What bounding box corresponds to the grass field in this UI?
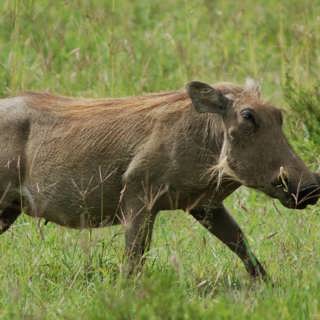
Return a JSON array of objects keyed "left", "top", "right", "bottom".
[{"left": 1, "top": 0, "right": 320, "bottom": 319}]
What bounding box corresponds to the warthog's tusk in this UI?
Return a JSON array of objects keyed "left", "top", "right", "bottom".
[{"left": 279, "top": 166, "right": 289, "bottom": 192}]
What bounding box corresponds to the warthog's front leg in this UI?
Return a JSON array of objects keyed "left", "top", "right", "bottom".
[
  {"left": 0, "top": 200, "right": 21, "bottom": 234},
  {"left": 122, "top": 196, "right": 157, "bottom": 275},
  {"left": 189, "top": 205, "right": 267, "bottom": 280}
]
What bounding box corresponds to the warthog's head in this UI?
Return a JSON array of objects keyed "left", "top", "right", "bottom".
[{"left": 187, "top": 80, "right": 320, "bottom": 209}]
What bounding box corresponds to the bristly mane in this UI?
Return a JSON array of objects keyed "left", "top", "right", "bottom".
[
  {"left": 23, "top": 82, "right": 246, "bottom": 119},
  {"left": 23, "top": 90, "right": 188, "bottom": 118}
]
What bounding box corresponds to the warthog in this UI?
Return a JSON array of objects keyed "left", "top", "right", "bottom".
[{"left": 0, "top": 80, "right": 319, "bottom": 279}]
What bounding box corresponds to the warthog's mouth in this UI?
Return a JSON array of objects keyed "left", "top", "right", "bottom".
[{"left": 283, "top": 184, "right": 320, "bottom": 210}]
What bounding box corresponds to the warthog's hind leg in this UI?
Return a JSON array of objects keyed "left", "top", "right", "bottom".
[
  {"left": 0, "top": 200, "right": 21, "bottom": 234},
  {"left": 189, "top": 205, "right": 268, "bottom": 280}
]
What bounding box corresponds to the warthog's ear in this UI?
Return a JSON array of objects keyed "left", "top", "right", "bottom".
[
  {"left": 186, "top": 81, "right": 231, "bottom": 115},
  {"left": 245, "top": 78, "right": 261, "bottom": 98}
]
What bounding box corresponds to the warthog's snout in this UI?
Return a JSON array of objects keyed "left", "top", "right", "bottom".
[
  {"left": 274, "top": 168, "right": 320, "bottom": 209},
  {"left": 293, "top": 184, "right": 320, "bottom": 209}
]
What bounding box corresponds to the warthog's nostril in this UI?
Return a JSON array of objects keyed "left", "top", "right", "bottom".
[{"left": 295, "top": 185, "right": 320, "bottom": 209}]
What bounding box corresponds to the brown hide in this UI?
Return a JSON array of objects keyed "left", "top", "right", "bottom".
[{"left": 0, "top": 82, "right": 318, "bottom": 229}]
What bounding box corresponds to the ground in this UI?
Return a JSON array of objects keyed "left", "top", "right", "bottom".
[{"left": 0, "top": 1, "right": 320, "bottom": 319}]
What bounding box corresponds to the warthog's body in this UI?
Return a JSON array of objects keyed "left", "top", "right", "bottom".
[
  {"left": 0, "top": 89, "right": 238, "bottom": 227},
  {"left": 0, "top": 81, "right": 319, "bottom": 278}
]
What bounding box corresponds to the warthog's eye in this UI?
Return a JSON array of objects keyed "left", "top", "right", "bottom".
[{"left": 240, "top": 108, "right": 256, "bottom": 125}]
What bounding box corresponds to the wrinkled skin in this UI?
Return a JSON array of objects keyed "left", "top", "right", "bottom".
[{"left": 0, "top": 81, "right": 319, "bottom": 280}]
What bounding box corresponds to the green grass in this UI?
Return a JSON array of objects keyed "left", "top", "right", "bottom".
[{"left": 1, "top": 0, "right": 320, "bottom": 319}]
